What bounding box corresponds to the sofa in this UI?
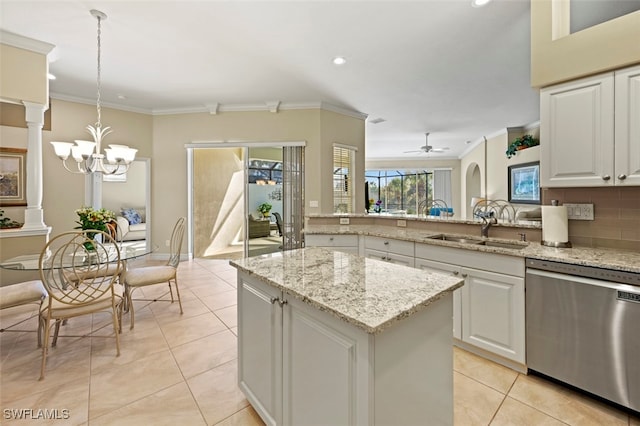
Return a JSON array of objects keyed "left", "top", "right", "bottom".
[
  {"left": 248, "top": 214, "right": 270, "bottom": 239},
  {"left": 115, "top": 207, "right": 147, "bottom": 241}
]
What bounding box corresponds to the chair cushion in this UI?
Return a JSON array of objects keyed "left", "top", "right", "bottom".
[
  {"left": 43, "top": 284, "right": 124, "bottom": 318},
  {"left": 121, "top": 208, "right": 142, "bottom": 225},
  {"left": 0, "top": 280, "right": 47, "bottom": 309},
  {"left": 129, "top": 223, "right": 146, "bottom": 232},
  {"left": 125, "top": 266, "right": 176, "bottom": 287}
]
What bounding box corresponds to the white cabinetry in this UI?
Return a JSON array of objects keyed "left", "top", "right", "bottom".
[
  {"left": 238, "top": 270, "right": 455, "bottom": 426},
  {"left": 415, "top": 244, "right": 525, "bottom": 365},
  {"left": 304, "top": 234, "right": 359, "bottom": 254},
  {"left": 363, "top": 236, "right": 414, "bottom": 267},
  {"left": 541, "top": 64, "right": 640, "bottom": 187}
]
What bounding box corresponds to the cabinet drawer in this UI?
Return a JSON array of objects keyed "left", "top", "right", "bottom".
[
  {"left": 364, "top": 236, "right": 414, "bottom": 256},
  {"left": 365, "top": 249, "right": 415, "bottom": 268},
  {"left": 306, "top": 234, "right": 358, "bottom": 248},
  {"left": 415, "top": 243, "right": 524, "bottom": 277}
]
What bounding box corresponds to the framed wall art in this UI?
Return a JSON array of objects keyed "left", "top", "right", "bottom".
[
  {"left": 508, "top": 161, "right": 540, "bottom": 204},
  {"left": 0, "top": 147, "right": 27, "bottom": 206}
]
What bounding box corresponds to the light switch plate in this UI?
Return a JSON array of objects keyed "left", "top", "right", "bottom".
[
  {"left": 309, "top": 200, "right": 319, "bottom": 208},
  {"left": 565, "top": 203, "right": 594, "bottom": 220},
  {"left": 339, "top": 218, "right": 350, "bottom": 225}
]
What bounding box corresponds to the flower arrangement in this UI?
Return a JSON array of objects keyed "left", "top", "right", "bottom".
[
  {"left": 75, "top": 206, "right": 115, "bottom": 236},
  {"left": 373, "top": 200, "right": 382, "bottom": 213}
]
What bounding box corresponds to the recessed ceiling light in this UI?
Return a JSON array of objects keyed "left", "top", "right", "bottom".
[
  {"left": 117, "top": 94, "right": 127, "bottom": 100},
  {"left": 47, "top": 73, "right": 56, "bottom": 80},
  {"left": 471, "top": 0, "right": 492, "bottom": 7},
  {"left": 333, "top": 56, "right": 347, "bottom": 66}
]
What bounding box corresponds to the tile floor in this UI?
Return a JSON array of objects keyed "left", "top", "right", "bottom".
[{"left": 1, "top": 257, "right": 638, "bottom": 425}]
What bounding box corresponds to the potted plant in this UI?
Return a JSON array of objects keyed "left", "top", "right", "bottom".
[
  {"left": 0, "top": 209, "right": 22, "bottom": 229},
  {"left": 506, "top": 134, "right": 539, "bottom": 158},
  {"left": 257, "top": 202, "right": 272, "bottom": 217}
]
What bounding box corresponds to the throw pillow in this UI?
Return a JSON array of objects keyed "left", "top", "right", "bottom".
[{"left": 122, "top": 208, "right": 142, "bottom": 225}]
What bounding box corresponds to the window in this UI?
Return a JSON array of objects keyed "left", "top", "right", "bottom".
[
  {"left": 248, "top": 159, "right": 283, "bottom": 184},
  {"left": 365, "top": 170, "right": 434, "bottom": 214},
  {"left": 333, "top": 145, "right": 356, "bottom": 213}
]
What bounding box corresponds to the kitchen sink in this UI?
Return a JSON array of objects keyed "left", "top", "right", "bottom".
[
  {"left": 427, "top": 234, "right": 527, "bottom": 250},
  {"left": 427, "top": 234, "right": 483, "bottom": 244},
  {"left": 476, "top": 241, "right": 527, "bottom": 250}
]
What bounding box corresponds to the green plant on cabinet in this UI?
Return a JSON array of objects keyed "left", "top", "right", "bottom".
[
  {"left": 506, "top": 134, "right": 539, "bottom": 159},
  {"left": 258, "top": 202, "right": 272, "bottom": 217}
]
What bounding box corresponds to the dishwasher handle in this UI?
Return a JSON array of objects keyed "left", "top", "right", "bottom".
[{"left": 526, "top": 268, "right": 640, "bottom": 294}]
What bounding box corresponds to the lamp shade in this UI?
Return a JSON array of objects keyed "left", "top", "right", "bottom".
[{"left": 50, "top": 141, "right": 73, "bottom": 160}]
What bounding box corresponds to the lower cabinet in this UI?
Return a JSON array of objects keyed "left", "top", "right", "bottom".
[
  {"left": 238, "top": 271, "right": 455, "bottom": 426},
  {"left": 363, "top": 236, "right": 415, "bottom": 267},
  {"left": 304, "top": 234, "right": 359, "bottom": 254},
  {"left": 415, "top": 245, "right": 525, "bottom": 365}
]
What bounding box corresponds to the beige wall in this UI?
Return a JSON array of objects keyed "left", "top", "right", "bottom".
[
  {"left": 102, "top": 159, "right": 147, "bottom": 214},
  {"left": 0, "top": 44, "right": 49, "bottom": 105},
  {"left": 320, "top": 109, "right": 366, "bottom": 214},
  {"left": 531, "top": 0, "right": 640, "bottom": 87}
]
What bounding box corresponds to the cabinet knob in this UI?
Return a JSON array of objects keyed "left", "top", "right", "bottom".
[
  {"left": 602, "top": 175, "right": 611, "bottom": 181},
  {"left": 384, "top": 241, "right": 389, "bottom": 245},
  {"left": 329, "top": 237, "right": 334, "bottom": 241},
  {"left": 278, "top": 299, "right": 288, "bottom": 307},
  {"left": 461, "top": 273, "right": 468, "bottom": 278},
  {"left": 452, "top": 271, "right": 459, "bottom": 276},
  {"left": 618, "top": 174, "right": 627, "bottom": 180},
  {"left": 270, "top": 297, "right": 279, "bottom": 305}
]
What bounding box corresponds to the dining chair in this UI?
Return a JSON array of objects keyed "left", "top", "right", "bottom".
[
  {"left": 273, "top": 211, "right": 283, "bottom": 237},
  {"left": 123, "top": 217, "right": 185, "bottom": 330},
  {"left": 0, "top": 280, "right": 47, "bottom": 347},
  {"left": 38, "top": 230, "right": 123, "bottom": 380}
]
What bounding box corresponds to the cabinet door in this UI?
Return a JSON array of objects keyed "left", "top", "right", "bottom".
[
  {"left": 415, "top": 258, "right": 463, "bottom": 340},
  {"left": 615, "top": 65, "right": 640, "bottom": 186},
  {"left": 282, "top": 296, "right": 369, "bottom": 426},
  {"left": 461, "top": 267, "right": 525, "bottom": 363},
  {"left": 238, "top": 277, "right": 282, "bottom": 426},
  {"left": 540, "top": 72, "right": 615, "bottom": 187}
]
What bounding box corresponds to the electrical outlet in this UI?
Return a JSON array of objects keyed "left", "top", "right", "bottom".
[
  {"left": 339, "top": 217, "right": 349, "bottom": 225},
  {"left": 397, "top": 220, "right": 407, "bottom": 227},
  {"left": 309, "top": 200, "right": 319, "bottom": 208},
  {"left": 165, "top": 240, "right": 170, "bottom": 247},
  {"left": 565, "top": 203, "right": 594, "bottom": 220}
]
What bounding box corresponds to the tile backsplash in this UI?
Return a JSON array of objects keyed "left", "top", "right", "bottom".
[{"left": 542, "top": 187, "right": 640, "bottom": 251}]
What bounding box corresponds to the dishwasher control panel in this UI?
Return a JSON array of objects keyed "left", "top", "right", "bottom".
[{"left": 526, "top": 258, "right": 640, "bottom": 287}]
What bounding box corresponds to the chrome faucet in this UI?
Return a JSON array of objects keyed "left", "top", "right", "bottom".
[{"left": 481, "top": 215, "right": 498, "bottom": 238}]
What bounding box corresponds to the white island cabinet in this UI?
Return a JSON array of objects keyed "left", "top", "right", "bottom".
[{"left": 231, "top": 248, "right": 463, "bottom": 426}]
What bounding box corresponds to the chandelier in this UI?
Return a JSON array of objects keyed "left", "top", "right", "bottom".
[{"left": 50, "top": 9, "right": 137, "bottom": 175}]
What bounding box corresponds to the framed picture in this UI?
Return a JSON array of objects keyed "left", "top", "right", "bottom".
[
  {"left": 0, "top": 147, "right": 27, "bottom": 206},
  {"left": 508, "top": 161, "right": 540, "bottom": 204}
]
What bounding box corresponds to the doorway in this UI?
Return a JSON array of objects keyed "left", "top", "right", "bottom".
[{"left": 187, "top": 142, "right": 304, "bottom": 259}]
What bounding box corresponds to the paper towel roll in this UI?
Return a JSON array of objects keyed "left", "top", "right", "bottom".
[{"left": 542, "top": 205, "right": 569, "bottom": 244}]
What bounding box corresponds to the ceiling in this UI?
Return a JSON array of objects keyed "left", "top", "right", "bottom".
[{"left": 0, "top": 0, "right": 540, "bottom": 160}]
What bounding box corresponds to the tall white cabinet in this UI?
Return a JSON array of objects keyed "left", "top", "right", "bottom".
[{"left": 540, "top": 64, "right": 640, "bottom": 187}]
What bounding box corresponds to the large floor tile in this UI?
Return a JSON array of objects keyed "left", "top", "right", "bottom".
[
  {"left": 508, "top": 374, "right": 629, "bottom": 425},
  {"left": 214, "top": 406, "right": 265, "bottom": 426},
  {"left": 172, "top": 329, "right": 237, "bottom": 379},
  {"left": 159, "top": 312, "right": 227, "bottom": 348},
  {"left": 188, "top": 359, "right": 249, "bottom": 426},
  {"left": 89, "top": 349, "right": 184, "bottom": 419},
  {"left": 214, "top": 306, "right": 237, "bottom": 329},
  {"left": 453, "top": 371, "right": 504, "bottom": 426},
  {"left": 200, "top": 290, "right": 237, "bottom": 312},
  {"left": 1, "top": 375, "right": 90, "bottom": 426},
  {"left": 490, "top": 396, "right": 566, "bottom": 425},
  {"left": 90, "top": 382, "right": 206, "bottom": 426},
  {"left": 454, "top": 347, "right": 518, "bottom": 394}
]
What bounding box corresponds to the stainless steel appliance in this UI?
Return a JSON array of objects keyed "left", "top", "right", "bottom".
[{"left": 526, "top": 258, "right": 640, "bottom": 412}]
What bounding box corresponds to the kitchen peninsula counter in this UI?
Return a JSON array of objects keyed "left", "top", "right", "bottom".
[{"left": 230, "top": 247, "right": 463, "bottom": 425}]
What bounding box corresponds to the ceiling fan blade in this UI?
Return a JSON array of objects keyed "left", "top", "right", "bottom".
[{"left": 403, "top": 150, "right": 424, "bottom": 153}]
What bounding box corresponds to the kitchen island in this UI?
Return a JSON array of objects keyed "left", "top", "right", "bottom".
[{"left": 230, "top": 247, "right": 464, "bottom": 426}]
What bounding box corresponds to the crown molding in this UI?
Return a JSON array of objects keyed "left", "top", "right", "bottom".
[
  {"left": 0, "top": 30, "right": 55, "bottom": 55},
  {"left": 49, "top": 92, "right": 153, "bottom": 114}
]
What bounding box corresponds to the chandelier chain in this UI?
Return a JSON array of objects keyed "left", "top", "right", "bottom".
[{"left": 95, "top": 13, "right": 102, "bottom": 130}]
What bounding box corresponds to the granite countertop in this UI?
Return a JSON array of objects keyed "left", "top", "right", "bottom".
[
  {"left": 305, "top": 225, "right": 640, "bottom": 274},
  {"left": 230, "top": 247, "right": 464, "bottom": 334}
]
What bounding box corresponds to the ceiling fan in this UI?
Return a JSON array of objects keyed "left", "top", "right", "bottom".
[{"left": 403, "top": 133, "right": 450, "bottom": 155}]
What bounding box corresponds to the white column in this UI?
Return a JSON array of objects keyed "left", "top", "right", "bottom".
[
  {"left": 85, "top": 171, "right": 103, "bottom": 209},
  {"left": 21, "top": 101, "right": 48, "bottom": 230}
]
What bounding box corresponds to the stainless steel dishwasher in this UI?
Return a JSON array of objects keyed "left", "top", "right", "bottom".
[{"left": 526, "top": 258, "right": 640, "bottom": 412}]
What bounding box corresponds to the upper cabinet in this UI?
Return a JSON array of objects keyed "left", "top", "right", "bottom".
[{"left": 540, "top": 64, "right": 640, "bottom": 187}]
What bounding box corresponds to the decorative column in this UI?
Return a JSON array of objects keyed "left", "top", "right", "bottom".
[{"left": 22, "top": 101, "right": 48, "bottom": 230}]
